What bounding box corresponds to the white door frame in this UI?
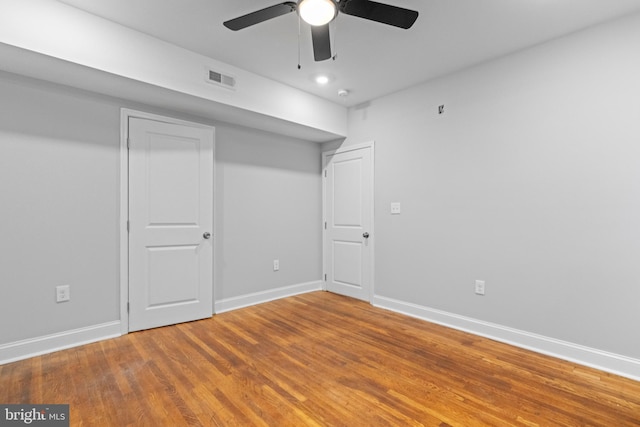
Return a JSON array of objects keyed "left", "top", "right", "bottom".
[
  {"left": 322, "top": 141, "right": 375, "bottom": 302},
  {"left": 119, "top": 108, "right": 216, "bottom": 335}
]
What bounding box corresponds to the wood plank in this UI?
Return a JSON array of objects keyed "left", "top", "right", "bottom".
[{"left": 1, "top": 291, "right": 639, "bottom": 426}]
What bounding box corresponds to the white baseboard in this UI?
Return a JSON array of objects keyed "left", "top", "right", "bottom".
[
  {"left": 373, "top": 295, "right": 640, "bottom": 382},
  {"left": 1, "top": 283, "right": 323, "bottom": 364},
  {"left": 215, "top": 280, "right": 323, "bottom": 314},
  {"left": 0, "top": 321, "right": 122, "bottom": 365}
]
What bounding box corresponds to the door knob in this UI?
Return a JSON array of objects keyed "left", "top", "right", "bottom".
[
  {"left": 363, "top": 232, "right": 370, "bottom": 239},
  {"left": 203, "top": 232, "right": 211, "bottom": 239}
]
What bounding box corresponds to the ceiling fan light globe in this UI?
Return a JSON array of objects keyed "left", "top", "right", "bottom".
[{"left": 299, "top": 0, "right": 337, "bottom": 26}]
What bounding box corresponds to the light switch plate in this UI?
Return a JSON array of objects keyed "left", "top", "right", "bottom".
[
  {"left": 391, "top": 202, "right": 401, "bottom": 215},
  {"left": 475, "top": 280, "right": 485, "bottom": 296}
]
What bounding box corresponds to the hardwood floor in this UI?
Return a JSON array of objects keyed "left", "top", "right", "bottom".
[{"left": 1, "top": 291, "right": 639, "bottom": 426}]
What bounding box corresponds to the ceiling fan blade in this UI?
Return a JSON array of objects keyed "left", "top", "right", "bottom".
[
  {"left": 224, "top": 2, "right": 297, "bottom": 31},
  {"left": 311, "top": 24, "right": 332, "bottom": 61},
  {"left": 339, "top": 0, "right": 419, "bottom": 29}
]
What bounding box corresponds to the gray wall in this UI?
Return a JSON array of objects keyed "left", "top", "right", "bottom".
[
  {"left": 0, "top": 72, "right": 322, "bottom": 344},
  {"left": 332, "top": 13, "right": 640, "bottom": 359},
  {"left": 0, "top": 74, "right": 121, "bottom": 344},
  {"left": 215, "top": 124, "right": 322, "bottom": 301}
]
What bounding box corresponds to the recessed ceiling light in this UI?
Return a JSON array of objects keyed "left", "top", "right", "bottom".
[{"left": 315, "top": 75, "right": 330, "bottom": 85}]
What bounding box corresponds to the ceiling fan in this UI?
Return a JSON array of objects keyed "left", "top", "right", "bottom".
[{"left": 223, "top": 0, "right": 419, "bottom": 62}]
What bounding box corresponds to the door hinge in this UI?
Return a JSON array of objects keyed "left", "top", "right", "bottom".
[
  {"left": 126, "top": 137, "right": 130, "bottom": 149},
  {"left": 127, "top": 220, "right": 130, "bottom": 232},
  {"left": 324, "top": 221, "right": 327, "bottom": 230},
  {"left": 324, "top": 274, "right": 327, "bottom": 281},
  {"left": 127, "top": 302, "right": 130, "bottom": 313},
  {"left": 324, "top": 170, "right": 327, "bottom": 178}
]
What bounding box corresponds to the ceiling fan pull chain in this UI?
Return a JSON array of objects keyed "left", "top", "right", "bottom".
[
  {"left": 297, "top": 13, "right": 302, "bottom": 69},
  {"left": 332, "top": 18, "right": 338, "bottom": 61}
]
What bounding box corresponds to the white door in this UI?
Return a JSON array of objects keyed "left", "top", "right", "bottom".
[
  {"left": 324, "top": 144, "right": 373, "bottom": 301},
  {"left": 128, "top": 117, "right": 214, "bottom": 332}
]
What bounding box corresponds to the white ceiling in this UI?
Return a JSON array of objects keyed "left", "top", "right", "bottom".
[{"left": 57, "top": 0, "right": 640, "bottom": 107}]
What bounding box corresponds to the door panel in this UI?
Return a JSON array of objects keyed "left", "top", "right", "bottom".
[
  {"left": 147, "top": 134, "right": 200, "bottom": 225},
  {"left": 333, "top": 159, "right": 362, "bottom": 226},
  {"left": 324, "top": 145, "right": 373, "bottom": 301},
  {"left": 129, "top": 117, "right": 213, "bottom": 332},
  {"left": 333, "top": 240, "right": 362, "bottom": 287},
  {"left": 147, "top": 245, "right": 199, "bottom": 306}
]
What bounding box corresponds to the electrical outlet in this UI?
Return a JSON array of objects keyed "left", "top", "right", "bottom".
[
  {"left": 391, "top": 202, "right": 401, "bottom": 215},
  {"left": 56, "top": 285, "right": 70, "bottom": 303},
  {"left": 273, "top": 259, "right": 279, "bottom": 271},
  {"left": 475, "top": 280, "right": 485, "bottom": 296}
]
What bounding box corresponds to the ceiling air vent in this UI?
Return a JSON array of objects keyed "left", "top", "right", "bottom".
[{"left": 205, "top": 68, "right": 236, "bottom": 90}]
